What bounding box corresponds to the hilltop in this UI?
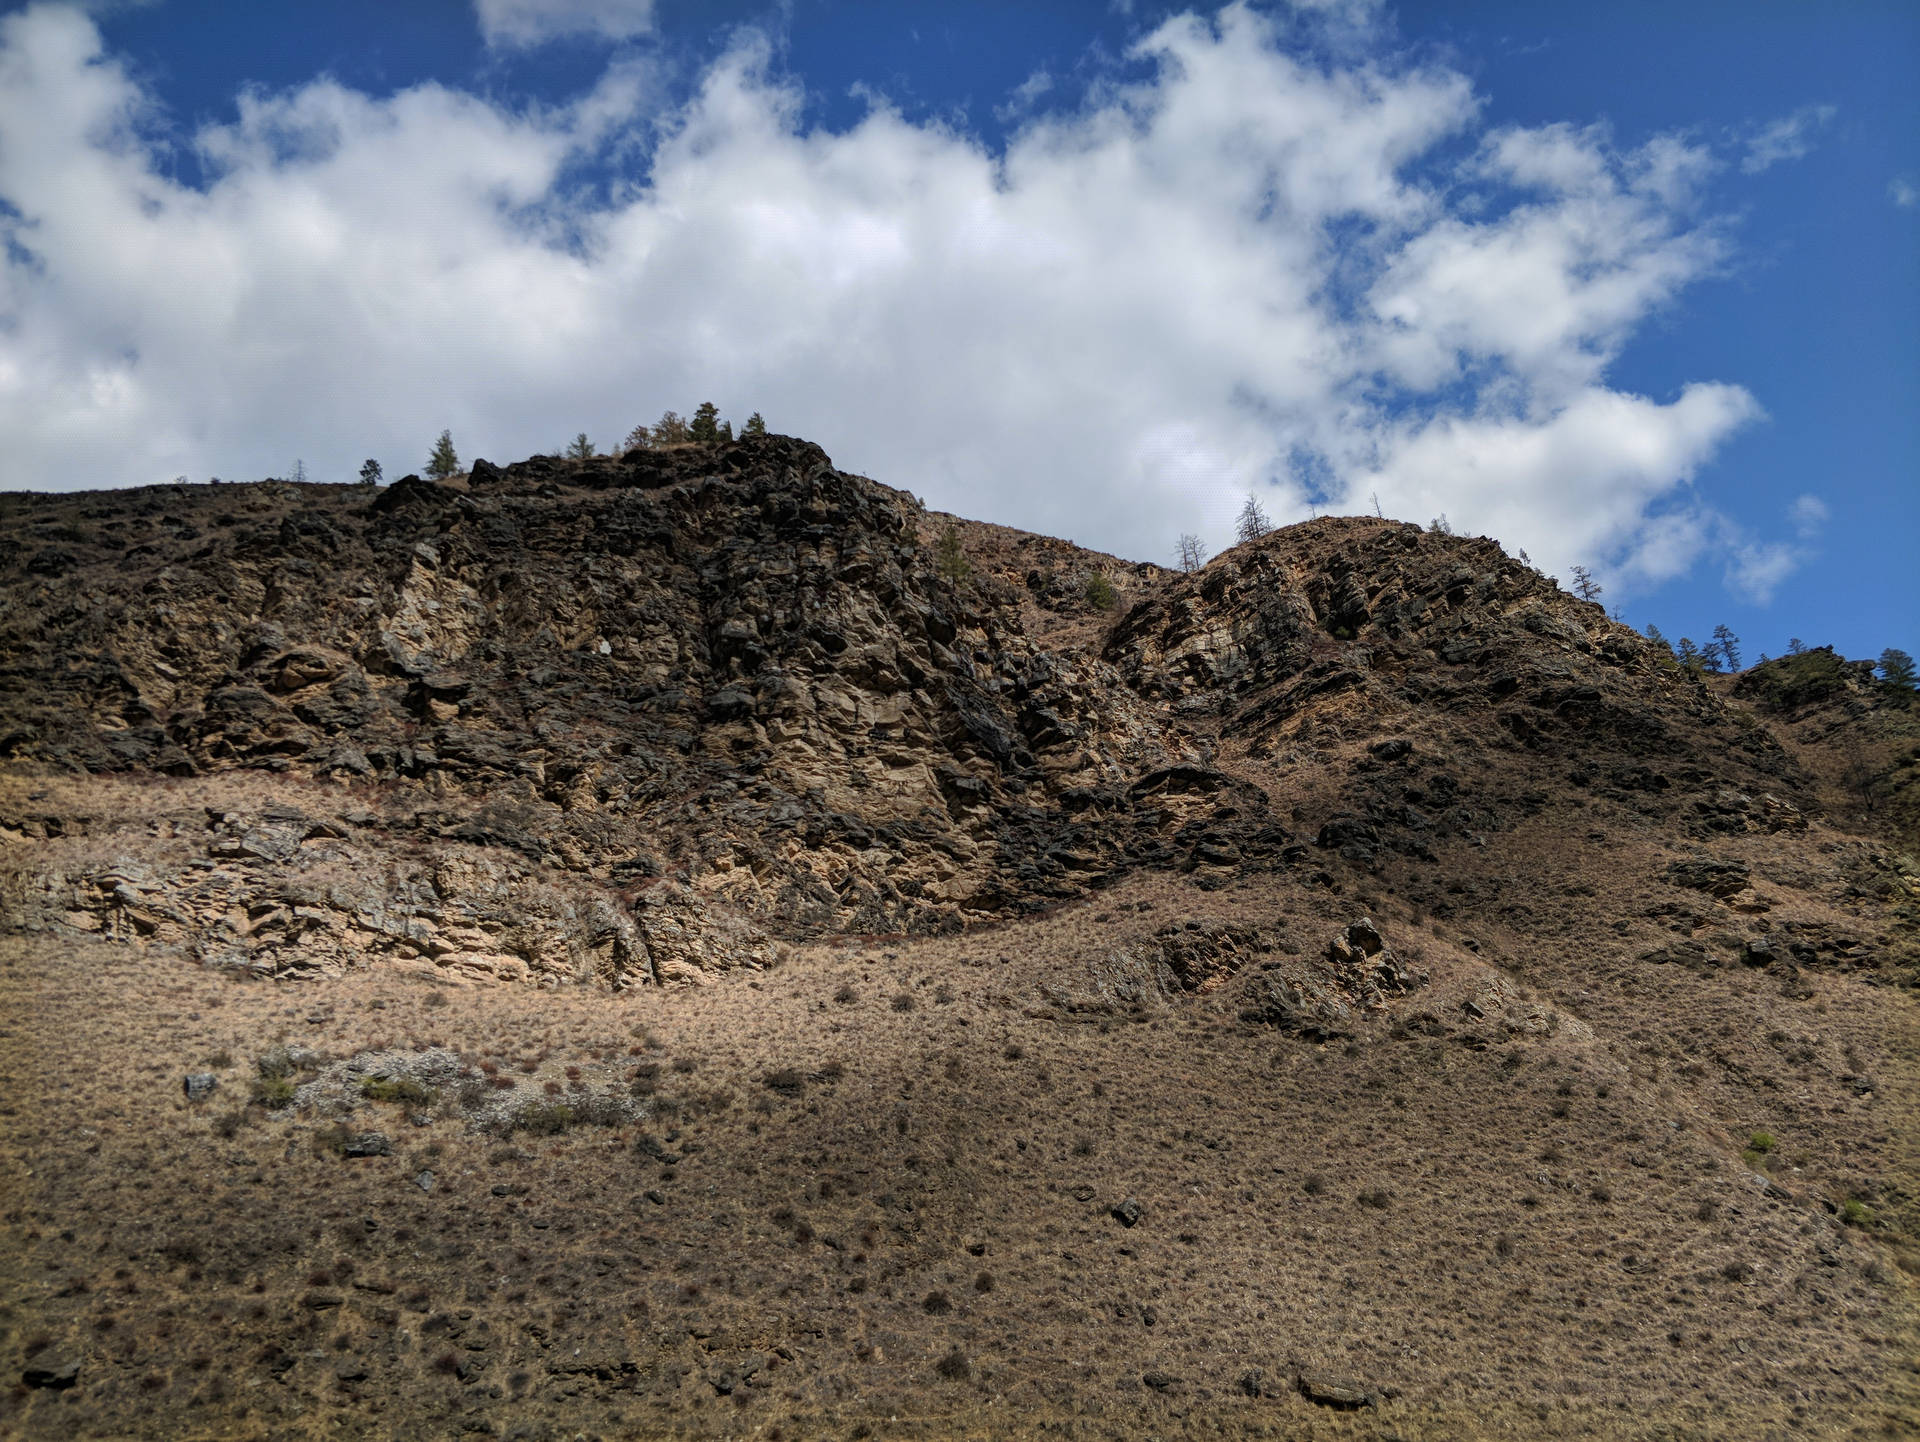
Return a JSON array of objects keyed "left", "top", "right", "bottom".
[{"left": 0, "top": 437, "right": 1914, "bottom": 1440}]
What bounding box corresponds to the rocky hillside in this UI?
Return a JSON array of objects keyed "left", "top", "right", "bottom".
[
  {"left": 2, "top": 437, "right": 1917, "bottom": 1441},
  {"left": 1, "top": 436, "right": 1839, "bottom": 978}
]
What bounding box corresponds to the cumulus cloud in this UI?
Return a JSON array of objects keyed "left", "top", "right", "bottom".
[
  {"left": 1890, "top": 177, "right": 1918, "bottom": 209},
  {"left": 1739, "top": 103, "right": 1834, "bottom": 174},
  {"left": 473, "top": 0, "right": 655, "bottom": 49},
  {"left": 0, "top": 1, "right": 1781, "bottom": 599}
]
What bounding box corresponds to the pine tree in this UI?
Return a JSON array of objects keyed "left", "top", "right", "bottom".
[
  {"left": 1569, "top": 565, "right": 1603, "bottom": 604},
  {"left": 1176, "top": 534, "right": 1208, "bottom": 573},
  {"left": 566, "top": 433, "right": 596, "bottom": 462},
  {"left": 358, "top": 459, "right": 382, "bottom": 487},
  {"left": 1787, "top": 637, "right": 1806, "bottom": 655},
  {"left": 742, "top": 412, "right": 768, "bottom": 438},
  {"left": 1880, "top": 648, "right": 1918, "bottom": 691},
  {"left": 1675, "top": 637, "right": 1707, "bottom": 673},
  {"left": 1711, "top": 624, "right": 1741, "bottom": 672},
  {"left": 426, "top": 430, "right": 459, "bottom": 480},
  {"left": 1644, "top": 623, "right": 1675, "bottom": 659},
  {"left": 690, "top": 401, "right": 721, "bottom": 443},
  {"left": 934, "top": 522, "right": 970, "bottom": 582},
  {"left": 719, "top": 419, "right": 734, "bottom": 442},
  {"left": 1235, "top": 494, "right": 1272, "bottom": 546}
]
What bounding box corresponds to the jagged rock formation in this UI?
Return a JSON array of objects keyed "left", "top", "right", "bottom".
[{"left": 0, "top": 434, "right": 1858, "bottom": 987}]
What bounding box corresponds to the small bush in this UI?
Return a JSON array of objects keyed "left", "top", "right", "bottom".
[
  {"left": 834, "top": 984, "right": 859, "bottom": 1005},
  {"left": 360, "top": 1077, "right": 436, "bottom": 1107},
  {"left": 510, "top": 1102, "right": 577, "bottom": 1136},
  {"left": 763, "top": 1069, "right": 806, "bottom": 1098},
  {"left": 1842, "top": 1198, "right": 1878, "bottom": 1228},
  {"left": 1302, "top": 1173, "right": 1325, "bottom": 1196},
  {"left": 255, "top": 1046, "right": 295, "bottom": 1081},
  {"left": 251, "top": 1076, "right": 296, "bottom": 1110},
  {"left": 311, "top": 1123, "right": 354, "bottom": 1156},
  {"left": 1083, "top": 572, "right": 1117, "bottom": 611},
  {"left": 923, "top": 1290, "right": 952, "bottom": 1315},
  {"left": 1747, "top": 1130, "right": 1776, "bottom": 1153},
  {"left": 891, "top": 992, "right": 916, "bottom": 1013},
  {"left": 1356, "top": 1188, "right": 1391, "bottom": 1211},
  {"left": 934, "top": 1347, "right": 971, "bottom": 1381}
]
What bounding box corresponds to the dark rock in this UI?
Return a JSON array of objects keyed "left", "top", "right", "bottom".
[
  {"left": 341, "top": 1132, "right": 391, "bottom": 1158},
  {"left": 1141, "top": 1369, "right": 1176, "bottom": 1391},
  {"left": 183, "top": 1072, "right": 217, "bottom": 1100},
  {"left": 1111, "top": 1197, "right": 1145, "bottom": 1227},
  {"left": 22, "top": 1359, "right": 80, "bottom": 1390},
  {"left": 1298, "top": 1371, "right": 1376, "bottom": 1408},
  {"left": 1665, "top": 858, "right": 1751, "bottom": 898},
  {"left": 1369, "top": 738, "right": 1412, "bottom": 760}
]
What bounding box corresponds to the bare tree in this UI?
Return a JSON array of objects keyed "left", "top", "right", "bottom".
[
  {"left": 1235, "top": 494, "right": 1272, "bottom": 545},
  {"left": 1176, "top": 534, "right": 1208, "bottom": 573}
]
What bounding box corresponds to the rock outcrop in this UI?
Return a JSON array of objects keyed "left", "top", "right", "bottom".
[{"left": 0, "top": 434, "right": 1834, "bottom": 986}]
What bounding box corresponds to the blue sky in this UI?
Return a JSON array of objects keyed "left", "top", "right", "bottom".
[{"left": 0, "top": 0, "right": 1913, "bottom": 663}]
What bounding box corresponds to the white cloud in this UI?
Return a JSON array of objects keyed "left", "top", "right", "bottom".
[
  {"left": 1724, "top": 540, "right": 1799, "bottom": 605},
  {"left": 1890, "top": 177, "right": 1918, "bottom": 209},
  {"left": 1788, "top": 493, "right": 1828, "bottom": 539},
  {"left": 0, "top": 1, "right": 1778, "bottom": 601},
  {"left": 1739, "top": 103, "right": 1834, "bottom": 174},
  {"left": 473, "top": 0, "right": 655, "bottom": 49}
]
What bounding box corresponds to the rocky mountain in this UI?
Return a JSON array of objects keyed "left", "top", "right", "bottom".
[{"left": 0, "top": 437, "right": 1914, "bottom": 1440}]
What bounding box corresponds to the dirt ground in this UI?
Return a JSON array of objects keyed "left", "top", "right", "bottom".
[{"left": 2, "top": 838, "right": 1915, "bottom": 1441}]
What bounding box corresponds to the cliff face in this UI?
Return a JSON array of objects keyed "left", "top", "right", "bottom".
[{"left": 0, "top": 434, "right": 1843, "bottom": 982}]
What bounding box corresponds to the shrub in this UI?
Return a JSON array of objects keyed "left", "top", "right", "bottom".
[
  {"left": 256, "top": 1046, "right": 295, "bottom": 1081},
  {"left": 1842, "top": 1198, "right": 1878, "bottom": 1228},
  {"left": 311, "top": 1123, "right": 354, "bottom": 1156},
  {"left": 251, "top": 1076, "right": 296, "bottom": 1110},
  {"left": 1082, "top": 572, "right": 1117, "bottom": 610},
  {"left": 934, "top": 1347, "right": 971, "bottom": 1381},
  {"left": 1747, "top": 1130, "right": 1776, "bottom": 1153},
  {"left": 510, "top": 1102, "right": 576, "bottom": 1136},
  {"left": 763, "top": 1069, "right": 806, "bottom": 1097},
  {"left": 891, "top": 992, "right": 916, "bottom": 1013},
  {"left": 360, "top": 1077, "right": 436, "bottom": 1107}
]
